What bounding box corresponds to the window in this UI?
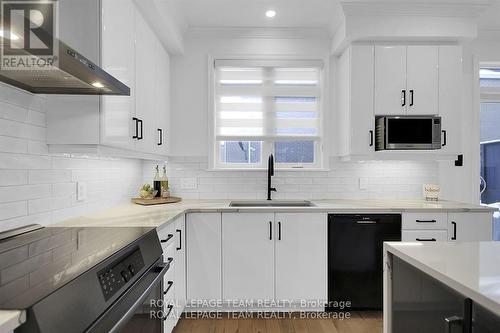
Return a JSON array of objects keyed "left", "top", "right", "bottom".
[{"left": 212, "top": 59, "right": 324, "bottom": 169}]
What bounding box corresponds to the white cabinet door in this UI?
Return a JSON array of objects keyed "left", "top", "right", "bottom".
[
  {"left": 406, "top": 46, "right": 439, "bottom": 115},
  {"left": 374, "top": 45, "right": 407, "bottom": 115},
  {"left": 439, "top": 46, "right": 463, "bottom": 154},
  {"left": 186, "top": 213, "right": 222, "bottom": 301},
  {"left": 135, "top": 12, "right": 157, "bottom": 154},
  {"left": 174, "top": 215, "right": 186, "bottom": 323},
  {"left": 100, "top": 0, "right": 136, "bottom": 150},
  {"left": 154, "top": 41, "right": 170, "bottom": 156},
  {"left": 275, "top": 213, "right": 327, "bottom": 303},
  {"left": 350, "top": 45, "right": 375, "bottom": 156},
  {"left": 222, "top": 213, "right": 275, "bottom": 301},
  {"left": 448, "top": 213, "right": 493, "bottom": 241}
]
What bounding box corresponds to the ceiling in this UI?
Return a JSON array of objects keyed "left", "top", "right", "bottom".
[
  {"left": 160, "top": 0, "right": 500, "bottom": 36},
  {"left": 163, "top": 0, "right": 343, "bottom": 32}
]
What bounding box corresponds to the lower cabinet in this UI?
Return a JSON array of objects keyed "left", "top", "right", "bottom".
[
  {"left": 157, "top": 214, "right": 186, "bottom": 333},
  {"left": 274, "top": 213, "right": 327, "bottom": 302},
  {"left": 402, "top": 212, "right": 493, "bottom": 243},
  {"left": 186, "top": 213, "right": 222, "bottom": 303},
  {"left": 222, "top": 213, "right": 275, "bottom": 301},
  {"left": 222, "top": 212, "right": 327, "bottom": 307}
]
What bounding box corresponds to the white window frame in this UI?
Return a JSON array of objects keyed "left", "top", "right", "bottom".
[{"left": 207, "top": 54, "right": 328, "bottom": 171}]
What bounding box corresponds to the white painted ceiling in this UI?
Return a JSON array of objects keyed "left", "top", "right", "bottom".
[
  {"left": 162, "top": 0, "right": 343, "bottom": 31},
  {"left": 161, "top": 0, "right": 500, "bottom": 34}
]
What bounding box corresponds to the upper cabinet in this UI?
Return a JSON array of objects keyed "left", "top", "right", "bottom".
[
  {"left": 47, "top": 0, "right": 170, "bottom": 159},
  {"left": 374, "top": 45, "right": 438, "bottom": 116},
  {"left": 338, "top": 43, "right": 462, "bottom": 159}
]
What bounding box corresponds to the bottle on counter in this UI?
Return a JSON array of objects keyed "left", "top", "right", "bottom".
[
  {"left": 161, "top": 165, "right": 170, "bottom": 198},
  {"left": 153, "top": 165, "right": 161, "bottom": 198}
]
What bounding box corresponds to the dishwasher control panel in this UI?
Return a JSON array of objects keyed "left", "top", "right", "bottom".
[{"left": 97, "top": 247, "right": 145, "bottom": 301}]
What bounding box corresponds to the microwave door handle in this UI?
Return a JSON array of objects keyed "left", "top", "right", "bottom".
[{"left": 442, "top": 130, "right": 447, "bottom": 147}]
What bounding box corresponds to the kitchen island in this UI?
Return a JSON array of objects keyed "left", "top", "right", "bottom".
[{"left": 384, "top": 241, "right": 500, "bottom": 333}]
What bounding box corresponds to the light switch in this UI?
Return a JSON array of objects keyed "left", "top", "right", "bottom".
[{"left": 77, "top": 182, "right": 87, "bottom": 201}]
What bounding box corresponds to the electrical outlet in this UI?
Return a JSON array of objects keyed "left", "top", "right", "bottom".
[
  {"left": 359, "top": 177, "right": 369, "bottom": 190},
  {"left": 77, "top": 182, "right": 87, "bottom": 201}
]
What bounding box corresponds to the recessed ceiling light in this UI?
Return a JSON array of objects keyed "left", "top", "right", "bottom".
[{"left": 265, "top": 10, "right": 276, "bottom": 18}]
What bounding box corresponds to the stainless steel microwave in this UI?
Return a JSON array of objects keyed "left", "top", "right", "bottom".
[{"left": 375, "top": 116, "right": 443, "bottom": 151}]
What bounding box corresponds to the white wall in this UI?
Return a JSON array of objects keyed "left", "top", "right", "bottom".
[{"left": 0, "top": 83, "right": 143, "bottom": 232}]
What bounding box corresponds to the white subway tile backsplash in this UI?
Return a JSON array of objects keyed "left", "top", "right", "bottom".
[
  {"left": 154, "top": 157, "right": 438, "bottom": 200},
  {"left": 0, "top": 84, "right": 142, "bottom": 232}
]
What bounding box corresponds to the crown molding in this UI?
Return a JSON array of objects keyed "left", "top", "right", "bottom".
[
  {"left": 341, "top": 1, "right": 493, "bottom": 17},
  {"left": 185, "top": 27, "right": 332, "bottom": 40}
]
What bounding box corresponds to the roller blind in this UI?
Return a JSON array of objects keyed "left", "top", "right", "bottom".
[{"left": 214, "top": 60, "right": 323, "bottom": 142}]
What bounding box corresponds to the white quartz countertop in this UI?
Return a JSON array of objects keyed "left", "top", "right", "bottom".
[
  {"left": 385, "top": 241, "right": 500, "bottom": 316},
  {"left": 52, "top": 198, "right": 495, "bottom": 229}
]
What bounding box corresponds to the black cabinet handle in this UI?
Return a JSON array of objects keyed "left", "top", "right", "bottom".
[
  {"left": 158, "top": 128, "right": 163, "bottom": 146},
  {"left": 163, "top": 304, "right": 174, "bottom": 320},
  {"left": 166, "top": 257, "right": 173, "bottom": 265},
  {"left": 132, "top": 117, "right": 139, "bottom": 139},
  {"left": 442, "top": 130, "right": 447, "bottom": 147},
  {"left": 445, "top": 315, "right": 463, "bottom": 333},
  {"left": 416, "top": 219, "right": 436, "bottom": 223},
  {"left": 138, "top": 119, "right": 143, "bottom": 140},
  {"left": 416, "top": 238, "right": 436, "bottom": 242},
  {"left": 278, "top": 222, "right": 281, "bottom": 240},
  {"left": 160, "top": 234, "right": 173, "bottom": 243},
  {"left": 451, "top": 221, "right": 457, "bottom": 240},
  {"left": 163, "top": 281, "right": 173, "bottom": 295},
  {"left": 401, "top": 90, "right": 406, "bottom": 106},
  {"left": 409, "top": 90, "right": 414, "bottom": 106},
  {"left": 176, "top": 229, "right": 182, "bottom": 251},
  {"left": 369, "top": 130, "right": 374, "bottom": 147},
  {"left": 269, "top": 221, "right": 272, "bottom": 240}
]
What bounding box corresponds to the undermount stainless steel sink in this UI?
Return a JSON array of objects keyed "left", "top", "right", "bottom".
[{"left": 229, "top": 200, "right": 316, "bottom": 207}]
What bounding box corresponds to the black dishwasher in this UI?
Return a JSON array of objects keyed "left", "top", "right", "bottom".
[{"left": 328, "top": 214, "right": 401, "bottom": 310}]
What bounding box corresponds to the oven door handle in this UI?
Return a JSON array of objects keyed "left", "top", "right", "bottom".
[{"left": 86, "top": 261, "right": 169, "bottom": 333}]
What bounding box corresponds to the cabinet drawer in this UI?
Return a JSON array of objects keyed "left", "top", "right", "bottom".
[
  {"left": 402, "top": 212, "right": 447, "bottom": 230},
  {"left": 402, "top": 230, "right": 448, "bottom": 242},
  {"left": 163, "top": 262, "right": 175, "bottom": 298},
  {"left": 162, "top": 241, "right": 176, "bottom": 263},
  {"left": 158, "top": 223, "right": 176, "bottom": 248}
]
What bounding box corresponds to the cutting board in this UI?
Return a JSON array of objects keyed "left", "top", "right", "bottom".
[{"left": 131, "top": 196, "right": 182, "bottom": 206}]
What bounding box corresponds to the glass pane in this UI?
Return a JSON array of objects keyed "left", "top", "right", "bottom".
[
  {"left": 480, "top": 68, "right": 500, "bottom": 88},
  {"left": 480, "top": 102, "right": 500, "bottom": 205},
  {"left": 274, "top": 141, "right": 314, "bottom": 164},
  {"left": 219, "top": 141, "right": 261, "bottom": 164}
]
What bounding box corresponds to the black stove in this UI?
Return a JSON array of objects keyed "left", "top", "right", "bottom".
[{"left": 0, "top": 224, "right": 168, "bottom": 333}]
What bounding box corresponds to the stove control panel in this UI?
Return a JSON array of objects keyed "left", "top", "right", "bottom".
[{"left": 97, "top": 247, "right": 145, "bottom": 301}]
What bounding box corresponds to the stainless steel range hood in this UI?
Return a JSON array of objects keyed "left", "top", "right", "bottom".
[{"left": 0, "top": 40, "right": 130, "bottom": 96}]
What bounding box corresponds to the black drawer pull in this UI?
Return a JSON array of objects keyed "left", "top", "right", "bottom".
[
  {"left": 163, "top": 304, "right": 174, "bottom": 320},
  {"left": 166, "top": 257, "right": 173, "bottom": 265},
  {"left": 160, "top": 234, "right": 173, "bottom": 243},
  {"left": 416, "top": 238, "right": 436, "bottom": 242},
  {"left": 415, "top": 219, "right": 436, "bottom": 223},
  {"left": 163, "top": 281, "right": 173, "bottom": 295}
]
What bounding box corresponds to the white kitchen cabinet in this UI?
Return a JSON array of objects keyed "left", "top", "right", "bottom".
[
  {"left": 275, "top": 213, "right": 327, "bottom": 302},
  {"left": 374, "top": 45, "right": 438, "bottom": 116},
  {"left": 173, "top": 215, "right": 186, "bottom": 323},
  {"left": 47, "top": 0, "right": 170, "bottom": 160},
  {"left": 374, "top": 45, "right": 407, "bottom": 115},
  {"left": 406, "top": 46, "right": 439, "bottom": 115},
  {"left": 439, "top": 46, "right": 463, "bottom": 154},
  {"left": 222, "top": 213, "right": 275, "bottom": 301},
  {"left": 186, "top": 213, "right": 222, "bottom": 302},
  {"left": 337, "top": 45, "right": 375, "bottom": 157},
  {"left": 100, "top": 0, "right": 136, "bottom": 151},
  {"left": 448, "top": 212, "right": 493, "bottom": 241}
]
